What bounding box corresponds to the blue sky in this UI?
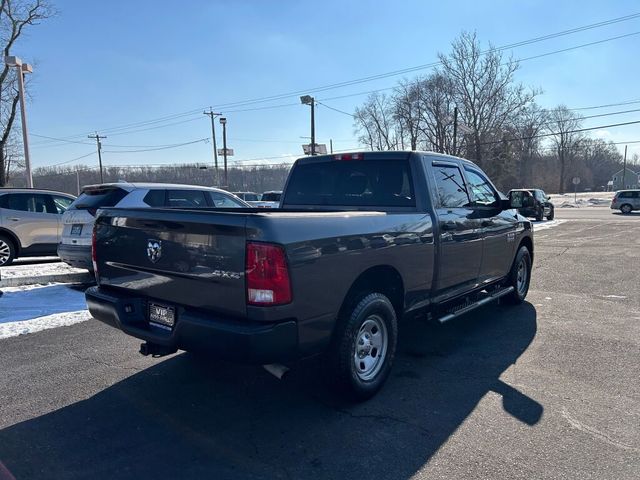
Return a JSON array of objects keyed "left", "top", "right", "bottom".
[{"left": 16, "top": 0, "right": 640, "bottom": 171}]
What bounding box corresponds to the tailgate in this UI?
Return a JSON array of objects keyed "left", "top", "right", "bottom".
[{"left": 95, "top": 208, "right": 248, "bottom": 318}]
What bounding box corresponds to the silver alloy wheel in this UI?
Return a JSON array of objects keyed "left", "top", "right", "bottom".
[
  {"left": 516, "top": 257, "right": 528, "bottom": 296},
  {"left": 353, "top": 314, "right": 388, "bottom": 381},
  {"left": 621, "top": 204, "right": 632, "bottom": 214},
  {"left": 0, "top": 239, "right": 10, "bottom": 265}
]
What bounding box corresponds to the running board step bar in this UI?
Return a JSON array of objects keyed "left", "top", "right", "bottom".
[{"left": 437, "top": 286, "right": 515, "bottom": 324}]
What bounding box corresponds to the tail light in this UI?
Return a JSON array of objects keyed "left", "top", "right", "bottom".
[
  {"left": 91, "top": 225, "right": 99, "bottom": 282},
  {"left": 245, "top": 242, "right": 291, "bottom": 306}
]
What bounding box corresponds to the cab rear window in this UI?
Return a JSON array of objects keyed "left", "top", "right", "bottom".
[{"left": 284, "top": 159, "right": 415, "bottom": 207}]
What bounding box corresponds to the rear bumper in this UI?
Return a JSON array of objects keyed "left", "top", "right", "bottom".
[
  {"left": 85, "top": 286, "right": 299, "bottom": 364},
  {"left": 58, "top": 243, "right": 92, "bottom": 270}
]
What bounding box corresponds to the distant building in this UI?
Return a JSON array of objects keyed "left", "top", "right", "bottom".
[{"left": 610, "top": 168, "right": 640, "bottom": 191}]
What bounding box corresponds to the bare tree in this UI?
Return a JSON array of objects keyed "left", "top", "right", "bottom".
[
  {"left": 508, "top": 103, "right": 548, "bottom": 183},
  {"left": 0, "top": 0, "right": 53, "bottom": 186},
  {"left": 354, "top": 92, "right": 400, "bottom": 151},
  {"left": 438, "top": 31, "right": 538, "bottom": 166},
  {"left": 416, "top": 73, "right": 457, "bottom": 154},
  {"left": 548, "top": 105, "right": 583, "bottom": 193}
]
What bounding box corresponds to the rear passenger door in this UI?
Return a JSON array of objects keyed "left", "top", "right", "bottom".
[
  {"left": 463, "top": 167, "right": 518, "bottom": 283},
  {"left": 430, "top": 161, "right": 483, "bottom": 293}
]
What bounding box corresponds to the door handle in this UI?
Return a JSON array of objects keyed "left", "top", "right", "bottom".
[
  {"left": 9, "top": 217, "right": 20, "bottom": 221},
  {"left": 481, "top": 221, "right": 490, "bottom": 227}
]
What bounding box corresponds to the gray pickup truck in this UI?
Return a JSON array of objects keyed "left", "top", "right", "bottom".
[{"left": 86, "top": 151, "right": 534, "bottom": 400}]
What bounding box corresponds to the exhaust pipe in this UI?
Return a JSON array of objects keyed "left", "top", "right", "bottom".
[
  {"left": 139, "top": 342, "right": 177, "bottom": 358},
  {"left": 263, "top": 363, "right": 290, "bottom": 380}
]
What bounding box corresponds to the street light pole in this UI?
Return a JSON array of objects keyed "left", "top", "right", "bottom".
[
  {"left": 5, "top": 56, "right": 33, "bottom": 188},
  {"left": 300, "top": 95, "right": 316, "bottom": 155},
  {"left": 220, "top": 117, "right": 228, "bottom": 187}
]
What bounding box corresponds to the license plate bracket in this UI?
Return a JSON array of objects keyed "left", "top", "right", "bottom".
[
  {"left": 70, "top": 224, "right": 83, "bottom": 235},
  {"left": 148, "top": 303, "right": 176, "bottom": 329}
]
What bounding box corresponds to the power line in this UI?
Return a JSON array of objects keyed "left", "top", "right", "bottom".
[
  {"left": 102, "top": 138, "right": 209, "bottom": 153},
  {"left": 316, "top": 101, "right": 355, "bottom": 118}
]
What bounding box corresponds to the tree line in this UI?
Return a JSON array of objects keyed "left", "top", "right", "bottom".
[
  {"left": 23, "top": 163, "right": 292, "bottom": 195},
  {"left": 353, "top": 32, "right": 628, "bottom": 193}
]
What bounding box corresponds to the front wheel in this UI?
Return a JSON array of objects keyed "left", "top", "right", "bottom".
[
  {"left": 502, "top": 246, "right": 532, "bottom": 305},
  {"left": 535, "top": 207, "right": 544, "bottom": 222},
  {"left": 327, "top": 293, "right": 398, "bottom": 401},
  {"left": 546, "top": 207, "right": 555, "bottom": 221}
]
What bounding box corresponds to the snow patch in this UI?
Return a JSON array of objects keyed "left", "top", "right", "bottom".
[
  {"left": 532, "top": 219, "right": 565, "bottom": 231},
  {"left": 0, "top": 310, "right": 91, "bottom": 340}
]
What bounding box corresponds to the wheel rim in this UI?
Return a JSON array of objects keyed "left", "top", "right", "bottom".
[
  {"left": 353, "top": 314, "right": 388, "bottom": 381},
  {"left": 0, "top": 240, "right": 10, "bottom": 265},
  {"left": 516, "top": 258, "right": 528, "bottom": 296},
  {"left": 622, "top": 205, "right": 631, "bottom": 213}
]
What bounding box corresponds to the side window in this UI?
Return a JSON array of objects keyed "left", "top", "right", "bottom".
[
  {"left": 166, "top": 190, "right": 208, "bottom": 208},
  {"left": 432, "top": 164, "right": 470, "bottom": 208},
  {"left": 143, "top": 190, "right": 166, "bottom": 207},
  {"left": 619, "top": 191, "right": 631, "bottom": 198},
  {"left": 51, "top": 195, "right": 73, "bottom": 214},
  {"left": 1, "top": 193, "right": 49, "bottom": 213},
  {"left": 464, "top": 169, "right": 499, "bottom": 207},
  {"left": 208, "top": 192, "right": 245, "bottom": 208}
]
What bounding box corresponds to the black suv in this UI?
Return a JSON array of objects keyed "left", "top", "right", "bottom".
[{"left": 509, "top": 189, "right": 554, "bottom": 221}]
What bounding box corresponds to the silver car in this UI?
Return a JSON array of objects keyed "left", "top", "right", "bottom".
[
  {"left": 610, "top": 190, "right": 640, "bottom": 214},
  {"left": 0, "top": 188, "right": 76, "bottom": 266},
  {"left": 58, "top": 182, "right": 249, "bottom": 271}
]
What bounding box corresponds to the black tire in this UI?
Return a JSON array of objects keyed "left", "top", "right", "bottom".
[
  {"left": 0, "top": 234, "right": 16, "bottom": 267},
  {"left": 502, "top": 246, "right": 532, "bottom": 305},
  {"left": 620, "top": 204, "right": 632, "bottom": 214},
  {"left": 535, "top": 207, "right": 544, "bottom": 222},
  {"left": 546, "top": 207, "right": 555, "bottom": 221},
  {"left": 327, "top": 292, "right": 398, "bottom": 401}
]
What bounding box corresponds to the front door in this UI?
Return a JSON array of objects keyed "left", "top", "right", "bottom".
[
  {"left": 430, "top": 162, "right": 483, "bottom": 294},
  {"left": 463, "top": 167, "right": 518, "bottom": 283}
]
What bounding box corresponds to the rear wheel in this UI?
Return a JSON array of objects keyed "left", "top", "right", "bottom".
[
  {"left": 327, "top": 292, "right": 397, "bottom": 401},
  {"left": 620, "top": 204, "right": 632, "bottom": 214},
  {"left": 0, "top": 235, "right": 16, "bottom": 266},
  {"left": 502, "top": 246, "right": 532, "bottom": 305}
]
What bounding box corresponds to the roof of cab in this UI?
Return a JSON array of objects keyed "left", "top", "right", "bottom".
[{"left": 294, "top": 150, "right": 479, "bottom": 167}]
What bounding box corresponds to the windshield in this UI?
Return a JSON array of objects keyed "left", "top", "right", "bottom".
[
  {"left": 284, "top": 159, "right": 415, "bottom": 207},
  {"left": 72, "top": 187, "right": 128, "bottom": 209}
]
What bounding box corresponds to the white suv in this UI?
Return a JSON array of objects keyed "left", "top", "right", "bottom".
[
  {"left": 58, "top": 182, "right": 249, "bottom": 271},
  {"left": 0, "top": 188, "right": 76, "bottom": 266}
]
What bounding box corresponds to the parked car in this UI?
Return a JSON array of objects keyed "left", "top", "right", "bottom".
[
  {"left": 253, "top": 190, "right": 282, "bottom": 208},
  {"left": 611, "top": 189, "right": 640, "bottom": 214},
  {"left": 508, "top": 188, "right": 554, "bottom": 221},
  {"left": 87, "top": 151, "right": 533, "bottom": 400},
  {"left": 58, "top": 182, "right": 249, "bottom": 271},
  {"left": 0, "top": 188, "right": 76, "bottom": 266}
]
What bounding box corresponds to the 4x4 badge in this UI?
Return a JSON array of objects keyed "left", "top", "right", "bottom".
[{"left": 147, "top": 239, "right": 162, "bottom": 263}]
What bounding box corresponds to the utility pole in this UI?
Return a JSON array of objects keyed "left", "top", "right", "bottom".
[
  {"left": 622, "top": 145, "right": 628, "bottom": 189},
  {"left": 330, "top": 139, "right": 333, "bottom": 154},
  {"left": 88, "top": 132, "right": 107, "bottom": 183},
  {"left": 452, "top": 106, "right": 458, "bottom": 156},
  {"left": 76, "top": 168, "right": 80, "bottom": 195},
  {"left": 203, "top": 108, "right": 222, "bottom": 186},
  {"left": 220, "top": 117, "right": 228, "bottom": 187}
]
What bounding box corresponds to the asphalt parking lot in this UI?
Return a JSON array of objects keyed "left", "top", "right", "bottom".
[{"left": 0, "top": 207, "right": 639, "bottom": 479}]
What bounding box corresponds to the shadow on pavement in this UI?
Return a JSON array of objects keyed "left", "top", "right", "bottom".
[{"left": 0, "top": 303, "right": 540, "bottom": 479}]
